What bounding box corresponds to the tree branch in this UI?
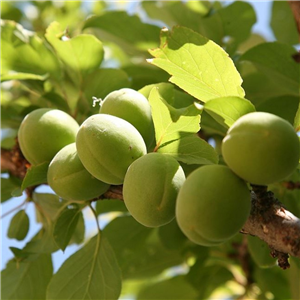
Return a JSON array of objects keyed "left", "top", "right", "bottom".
[{"left": 241, "top": 185, "right": 300, "bottom": 268}]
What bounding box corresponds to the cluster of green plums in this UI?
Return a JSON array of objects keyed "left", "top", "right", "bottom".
[{"left": 18, "top": 87, "right": 300, "bottom": 248}]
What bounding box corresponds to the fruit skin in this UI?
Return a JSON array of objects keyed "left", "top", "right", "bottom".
[
  {"left": 176, "top": 165, "right": 251, "bottom": 246},
  {"left": 99, "top": 88, "right": 155, "bottom": 147},
  {"left": 123, "top": 153, "right": 186, "bottom": 228},
  {"left": 222, "top": 112, "right": 299, "bottom": 186},
  {"left": 47, "top": 143, "right": 110, "bottom": 201},
  {"left": 18, "top": 108, "right": 79, "bottom": 165},
  {"left": 76, "top": 114, "right": 147, "bottom": 185}
]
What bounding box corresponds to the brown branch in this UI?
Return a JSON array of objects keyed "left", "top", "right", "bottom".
[
  {"left": 241, "top": 185, "right": 300, "bottom": 268},
  {"left": 288, "top": 1, "right": 300, "bottom": 41}
]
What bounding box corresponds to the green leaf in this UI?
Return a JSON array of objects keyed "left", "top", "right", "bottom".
[
  {"left": 83, "top": 68, "right": 130, "bottom": 106},
  {"left": 187, "top": 263, "right": 233, "bottom": 299},
  {"left": 1, "top": 72, "right": 48, "bottom": 82},
  {"left": 23, "top": 227, "right": 59, "bottom": 254},
  {"left": 1, "top": 20, "right": 61, "bottom": 80},
  {"left": 1, "top": 254, "right": 53, "bottom": 300},
  {"left": 294, "top": 101, "right": 300, "bottom": 131},
  {"left": 148, "top": 86, "right": 200, "bottom": 149},
  {"left": 33, "top": 193, "right": 68, "bottom": 222},
  {"left": 45, "top": 21, "right": 104, "bottom": 84},
  {"left": 204, "top": 96, "right": 256, "bottom": 128},
  {"left": 1, "top": 177, "right": 22, "bottom": 202},
  {"left": 240, "top": 42, "right": 299, "bottom": 96},
  {"left": 103, "top": 216, "right": 153, "bottom": 259},
  {"left": 46, "top": 234, "right": 122, "bottom": 300},
  {"left": 271, "top": 1, "right": 299, "bottom": 45},
  {"left": 137, "top": 275, "right": 199, "bottom": 300},
  {"left": 7, "top": 209, "right": 30, "bottom": 241},
  {"left": 83, "top": 11, "right": 161, "bottom": 54},
  {"left": 256, "top": 95, "right": 299, "bottom": 126},
  {"left": 96, "top": 199, "right": 128, "bottom": 215},
  {"left": 157, "top": 134, "right": 218, "bottom": 165},
  {"left": 148, "top": 26, "right": 245, "bottom": 103},
  {"left": 53, "top": 203, "right": 82, "bottom": 251},
  {"left": 21, "top": 161, "right": 49, "bottom": 191},
  {"left": 68, "top": 209, "right": 85, "bottom": 245}
]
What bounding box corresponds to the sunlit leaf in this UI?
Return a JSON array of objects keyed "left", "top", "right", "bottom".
[
  {"left": 204, "top": 96, "right": 256, "bottom": 128},
  {"left": 45, "top": 21, "right": 104, "bottom": 85},
  {"left": 1, "top": 20, "right": 61, "bottom": 79},
  {"left": 148, "top": 26, "right": 245, "bottom": 102},
  {"left": 46, "top": 234, "right": 122, "bottom": 300},
  {"left": 157, "top": 134, "right": 218, "bottom": 165}
]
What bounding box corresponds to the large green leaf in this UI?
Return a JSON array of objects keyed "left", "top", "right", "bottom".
[
  {"left": 45, "top": 22, "right": 104, "bottom": 85},
  {"left": 240, "top": 42, "right": 299, "bottom": 96},
  {"left": 148, "top": 26, "right": 245, "bottom": 102},
  {"left": 46, "top": 234, "right": 122, "bottom": 300},
  {"left": 83, "top": 11, "right": 161, "bottom": 54},
  {"left": 204, "top": 96, "right": 256, "bottom": 128},
  {"left": 1, "top": 254, "right": 53, "bottom": 300},
  {"left": 1, "top": 20, "right": 61, "bottom": 80},
  {"left": 271, "top": 1, "right": 299, "bottom": 45}
]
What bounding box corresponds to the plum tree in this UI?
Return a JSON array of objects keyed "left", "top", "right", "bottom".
[
  {"left": 176, "top": 165, "right": 251, "bottom": 246},
  {"left": 76, "top": 114, "right": 147, "bottom": 185},
  {"left": 99, "top": 88, "right": 155, "bottom": 148},
  {"left": 18, "top": 108, "right": 79, "bottom": 165},
  {"left": 47, "top": 143, "right": 110, "bottom": 201},
  {"left": 123, "top": 153, "right": 185, "bottom": 227},
  {"left": 222, "top": 112, "right": 300, "bottom": 186}
]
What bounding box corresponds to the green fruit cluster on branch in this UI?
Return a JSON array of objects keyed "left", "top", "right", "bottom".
[
  {"left": 18, "top": 108, "right": 79, "bottom": 165},
  {"left": 222, "top": 112, "right": 300, "bottom": 186}
]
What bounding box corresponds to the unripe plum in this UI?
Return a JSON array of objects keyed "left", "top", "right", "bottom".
[
  {"left": 18, "top": 108, "right": 79, "bottom": 165},
  {"left": 222, "top": 112, "right": 299, "bottom": 185},
  {"left": 76, "top": 114, "right": 147, "bottom": 185},
  {"left": 99, "top": 88, "right": 155, "bottom": 147},
  {"left": 176, "top": 165, "right": 251, "bottom": 246},
  {"left": 47, "top": 143, "right": 110, "bottom": 201},
  {"left": 123, "top": 153, "right": 185, "bottom": 228}
]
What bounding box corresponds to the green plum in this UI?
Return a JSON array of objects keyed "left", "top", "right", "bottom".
[
  {"left": 123, "top": 153, "right": 185, "bottom": 228},
  {"left": 176, "top": 165, "right": 251, "bottom": 246},
  {"left": 222, "top": 112, "right": 299, "bottom": 185},
  {"left": 18, "top": 108, "right": 79, "bottom": 165},
  {"left": 47, "top": 143, "right": 110, "bottom": 201},
  {"left": 99, "top": 88, "right": 155, "bottom": 147},
  {"left": 76, "top": 114, "right": 147, "bottom": 185}
]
